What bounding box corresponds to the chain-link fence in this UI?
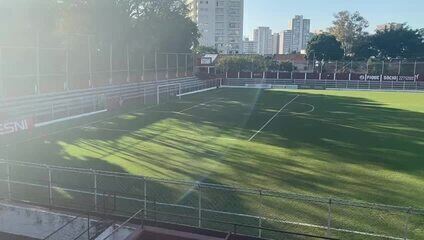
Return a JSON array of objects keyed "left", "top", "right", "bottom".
[
  {"left": 0, "top": 160, "right": 422, "bottom": 240},
  {"left": 0, "top": 32, "right": 196, "bottom": 98}
]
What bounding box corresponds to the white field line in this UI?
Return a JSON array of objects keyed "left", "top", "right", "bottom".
[
  {"left": 81, "top": 126, "right": 135, "bottom": 133},
  {"left": 1, "top": 104, "right": 159, "bottom": 148},
  {"left": 176, "top": 87, "right": 217, "bottom": 97},
  {"left": 178, "top": 98, "right": 222, "bottom": 113},
  {"left": 35, "top": 109, "right": 108, "bottom": 128},
  {"left": 248, "top": 95, "right": 300, "bottom": 142}
]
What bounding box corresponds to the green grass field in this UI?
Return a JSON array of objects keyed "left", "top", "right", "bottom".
[{"left": 1, "top": 88, "right": 424, "bottom": 238}]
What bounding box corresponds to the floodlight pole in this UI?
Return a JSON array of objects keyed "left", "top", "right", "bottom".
[
  {"left": 6, "top": 163, "right": 11, "bottom": 200},
  {"left": 65, "top": 37, "right": 70, "bottom": 91},
  {"left": 398, "top": 60, "right": 402, "bottom": 76},
  {"left": 381, "top": 61, "right": 385, "bottom": 75}
]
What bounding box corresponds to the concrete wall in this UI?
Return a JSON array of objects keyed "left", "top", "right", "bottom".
[{"left": 0, "top": 203, "right": 96, "bottom": 239}]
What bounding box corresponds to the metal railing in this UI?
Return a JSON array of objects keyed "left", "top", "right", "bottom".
[{"left": 0, "top": 160, "right": 422, "bottom": 240}]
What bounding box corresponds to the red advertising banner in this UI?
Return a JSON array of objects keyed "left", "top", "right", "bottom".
[{"left": 0, "top": 118, "right": 34, "bottom": 136}]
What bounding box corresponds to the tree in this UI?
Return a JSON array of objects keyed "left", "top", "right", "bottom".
[
  {"left": 194, "top": 46, "right": 218, "bottom": 55},
  {"left": 370, "top": 25, "right": 424, "bottom": 59},
  {"left": 306, "top": 34, "right": 344, "bottom": 61},
  {"left": 351, "top": 35, "right": 377, "bottom": 60},
  {"left": 329, "top": 11, "right": 369, "bottom": 55}
]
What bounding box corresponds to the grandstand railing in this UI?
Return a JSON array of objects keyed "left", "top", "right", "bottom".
[
  {"left": 0, "top": 77, "right": 221, "bottom": 125},
  {"left": 0, "top": 160, "right": 422, "bottom": 240},
  {"left": 221, "top": 76, "right": 424, "bottom": 91}
]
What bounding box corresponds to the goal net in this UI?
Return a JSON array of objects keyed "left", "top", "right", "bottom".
[{"left": 157, "top": 83, "right": 181, "bottom": 104}]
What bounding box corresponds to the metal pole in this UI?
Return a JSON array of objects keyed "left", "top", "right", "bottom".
[
  {"left": 398, "top": 60, "right": 402, "bottom": 76},
  {"left": 381, "top": 60, "right": 385, "bottom": 75},
  {"left": 47, "top": 166, "right": 53, "bottom": 206},
  {"left": 155, "top": 51, "right": 158, "bottom": 81},
  {"left": 0, "top": 48, "right": 3, "bottom": 98},
  {"left": 126, "top": 45, "right": 130, "bottom": 82},
  {"left": 166, "top": 54, "right": 169, "bottom": 79},
  {"left": 258, "top": 190, "right": 263, "bottom": 238},
  {"left": 326, "top": 198, "right": 332, "bottom": 237},
  {"left": 350, "top": 60, "right": 353, "bottom": 74},
  {"left": 185, "top": 54, "right": 188, "bottom": 77},
  {"left": 142, "top": 55, "right": 145, "bottom": 81},
  {"left": 93, "top": 170, "right": 98, "bottom": 212},
  {"left": 36, "top": 32, "right": 40, "bottom": 94},
  {"left": 65, "top": 40, "right": 69, "bottom": 91},
  {"left": 88, "top": 36, "right": 93, "bottom": 88},
  {"left": 109, "top": 44, "right": 113, "bottom": 84},
  {"left": 144, "top": 178, "right": 147, "bottom": 218},
  {"left": 403, "top": 208, "right": 411, "bottom": 240},
  {"left": 6, "top": 163, "right": 11, "bottom": 200},
  {"left": 413, "top": 61, "right": 417, "bottom": 76},
  {"left": 198, "top": 183, "right": 202, "bottom": 228},
  {"left": 176, "top": 54, "right": 179, "bottom": 78}
]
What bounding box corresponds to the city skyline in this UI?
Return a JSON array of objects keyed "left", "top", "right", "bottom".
[{"left": 244, "top": 0, "right": 423, "bottom": 38}]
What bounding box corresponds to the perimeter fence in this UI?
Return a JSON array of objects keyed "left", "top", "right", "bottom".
[{"left": 0, "top": 160, "right": 422, "bottom": 240}]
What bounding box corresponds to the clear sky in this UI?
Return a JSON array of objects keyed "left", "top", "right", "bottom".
[{"left": 244, "top": 0, "right": 423, "bottom": 38}]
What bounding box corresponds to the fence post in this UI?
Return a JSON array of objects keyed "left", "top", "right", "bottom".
[
  {"left": 166, "top": 54, "right": 169, "bottom": 79},
  {"left": 185, "top": 54, "right": 188, "bottom": 77},
  {"left": 65, "top": 39, "right": 70, "bottom": 91},
  {"left": 258, "top": 190, "right": 263, "bottom": 238},
  {"left": 326, "top": 198, "right": 333, "bottom": 237},
  {"left": 176, "top": 53, "right": 179, "bottom": 78},
  {"left": 6, "top": 162, "right": 12, "bottom": 201},
  {"left": 93, "top": 170, "right": 98, "bottom": 212},
  {"left": 403, "top": 208, "right": 412, "bottom": 240},
  {"left": 47, "top": 166, "right": 53, "bottom": 207},
  {"left": 144, "top": 177, "right": 147, "bottom": 218},
  {"left": 155, "top": 51, "right": 158, "bottom": 81},
  {"left": 142, "top": 55, "right": 145, "bottom": 81},
  {"left": 198, "top": 183, "right": 202, "bottom": 228},
  {"left": 126, "top": 45, "right": 130, "bottom": 82},
  {"left": 0, "top": 47, "right": 3, "bottom": 98},
  {"left": 88, "top": 36, "right": 93, "bottom": 88},
  {"left": 413, "top": 61, "right": 417, "bottom": 76}
]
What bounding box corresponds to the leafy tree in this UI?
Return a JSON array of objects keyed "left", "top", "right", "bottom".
[
  {"left": 194, "top": 46, "right": 218, "bottom": 55},
  {"left": 329, "top": 11, "right": 369, "bottom": 55},
  {"left": 216, "top": 55, "right": 294, "bottom": 72},
  {"left": 371, "top": 25, "right": 424, "bottom": 59},
  {"left": 351, "top": 35, "right": 377, "bottom": 60},
  {"left": 306, "top": 34, "right": 344, "bottom": 61}
]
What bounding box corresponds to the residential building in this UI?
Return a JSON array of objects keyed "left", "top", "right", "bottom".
[
  {"left": 242, "top": 38, "right": 258, "bottom": 54},
  {"left": 271, "top": 33, "right": 280, "bottom": 54},
  {"left": 376, "top": 23, "right": 403, "bottom": 31},
  {"left": 253, "top": 27, "right": 272, "bottom": 55},
  {"left": 279, "top": 15, "right": 311, "bottom": 54},
  {"left": 279, "top": 30, "right": 293, "bottom": 54},
  {"left": 186, "top": 0, "right": 244, "bottom": 54}
]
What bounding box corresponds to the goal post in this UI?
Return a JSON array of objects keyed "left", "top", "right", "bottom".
[{"left": 157, "top": 83, "right": 181, "bottom": 104}]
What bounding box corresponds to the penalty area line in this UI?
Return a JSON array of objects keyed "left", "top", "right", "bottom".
[
  {"left": 248, "top": 95, "right": 300, "bottom": 142},
  {"left": 178, "top": 98, "right": 222, "bottom": 113}
]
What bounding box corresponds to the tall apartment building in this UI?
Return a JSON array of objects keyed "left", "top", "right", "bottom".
[
  {"left": 186, "top": 0, "right": 244, "bottom": 54},
  {"left": 242, "top": 38, "right": 258, "bottom": 54},
  {"left": 279, "top": 15, "right": 311, "bottom": 54},
  {"left": 253, "top": 27, "right": 272, "bottom": 55},
  {"left": 271, "top": 33, "right": 280, "bottom": 55},
  {"left": 376, "top": 23, "right": 403, "bottom": 31},
  {"left": 279, "top": 30, "right": 293, "bottom": 54}
]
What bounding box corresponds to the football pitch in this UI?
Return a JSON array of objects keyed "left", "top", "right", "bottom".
[
  {"left": 2, "top": 88, "right": 424, "bottom": 207},
  {"left": 1, "top": 88, "right": 424, "bottom": 238}
]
